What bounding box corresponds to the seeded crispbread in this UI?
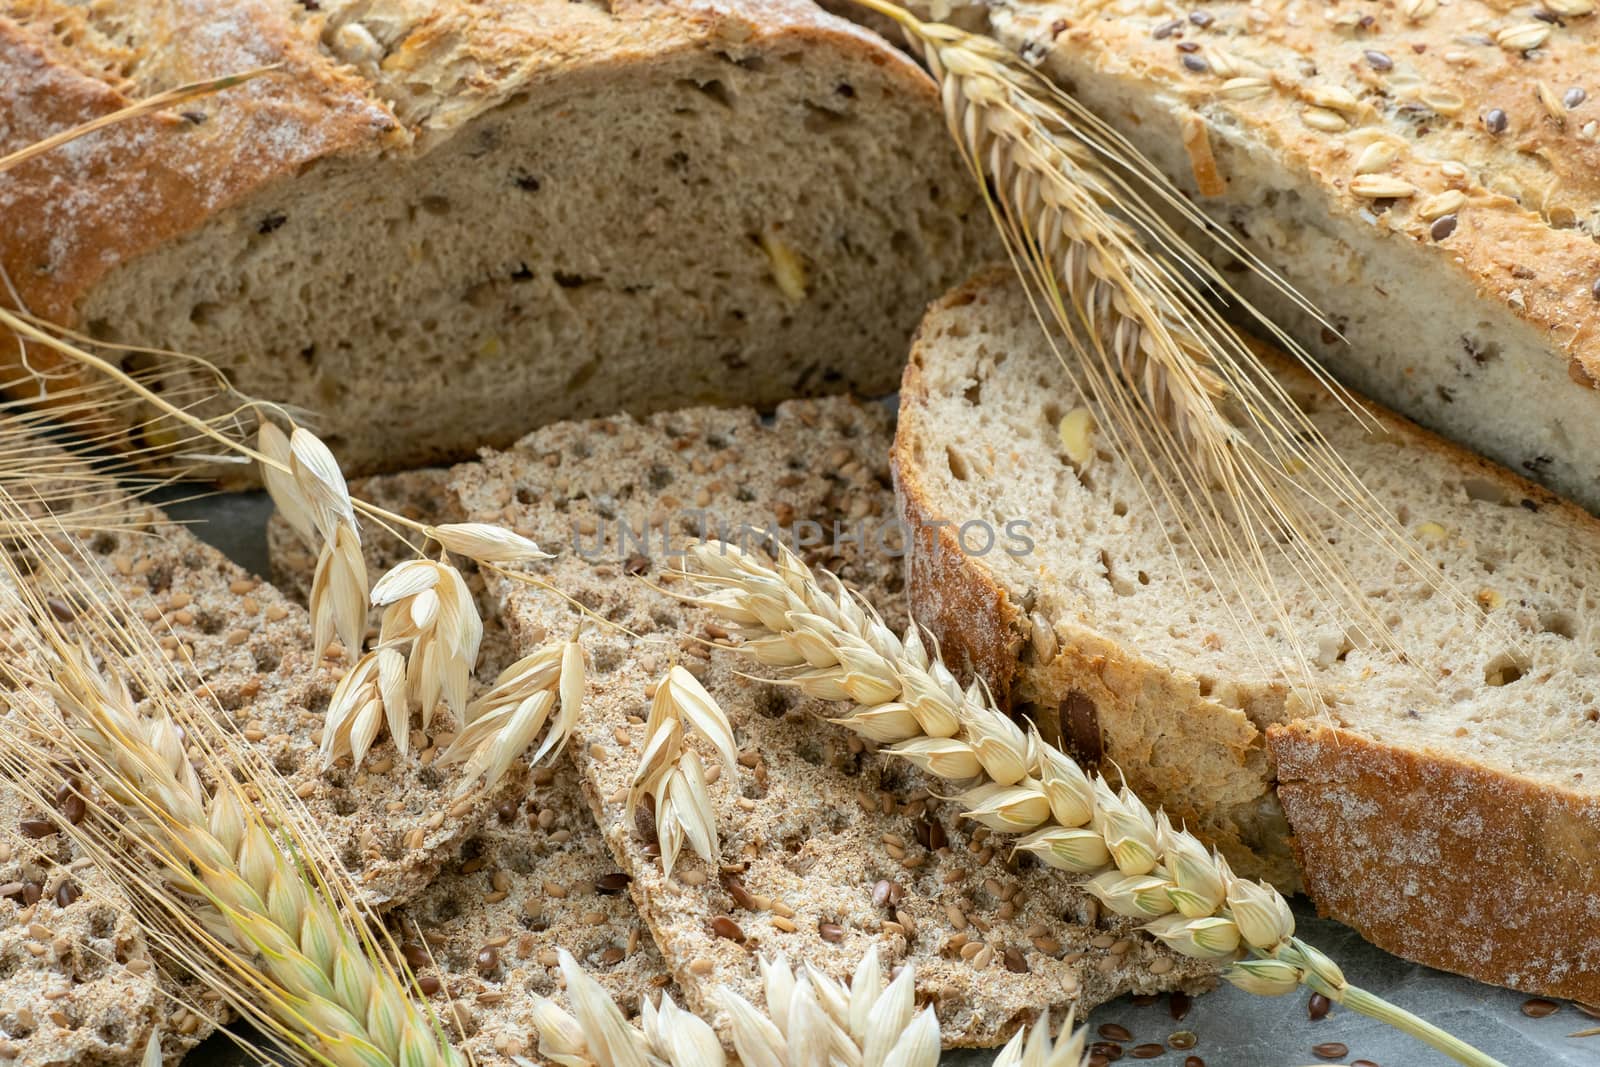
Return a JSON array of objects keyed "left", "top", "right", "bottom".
[
  {"left": 269, "top": 468, "right": 681, "bottom": 1057},
  {"left": 434, "top": 398, "right": 1216, "bottom": 1047}
]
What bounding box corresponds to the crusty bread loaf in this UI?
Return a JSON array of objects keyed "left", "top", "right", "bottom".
[
  {"left": 0, "top": 0, "right": 993, "bottom": 474},
  {"left": 894, "top": 267, "right": 1600, "bottom": 1002},
  {"left": 988, "top": 0, "right": 1600, "bottom": 512},
  {"left": 438, "top": 399, "right": 1215, "bottom": 1047}
]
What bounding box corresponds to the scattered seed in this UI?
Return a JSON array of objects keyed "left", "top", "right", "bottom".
[
  {"left": 1089, "top": 1043, "right": 1123, "bottom": 1062},
  {"left": 1312, "top": 1043, "right": 1349, "bottom": 1060},
  {"left": 1003, "top": 946, "right": 1029, "bottom": 973},
  {"left": 711, "top": 916, "right": 746, "bottom": 943},
  {"left": 418, "top": 976, "right": 441, "bottom": 996},
  {"left": 1169, "top": 1030, "right": 1198, "bottom": 1049},
  {"left": 1351, "top": 1061, "right": 1381, "bottom": 1067},
  {"left": 772, "top": 915, "right": 797, "bottom": 933},
  {"left": 1099, "top": 1023, "right": 1134, "bottom": 1041},
  {"left": 475, "top": 947, "right": 499, "bottom": 976},
  {"left": 1170, "top": 992, "right": 1192, "bottom": 1020},
  {"left": 1430, "top": 214, "right": 1459, "bottom": 240},
  {"left": 818, "top": 921, "right": 845, "bottom": 943},
  {"left": 1566, "top": 87, "right": 1588, "bottom": 109},
  {"left": 1365, "top": 50, "right": 1394, "bottom": 71},
  {"left": 1484, "top": 108, "right": 1509, "bottom": 134},
  {"left": 872, "top": 880, "right": 894, "bottom": 907},
  {"left": 401, "top": 943, "right": 429, "bottom": 968},
  {"left": 53, "top": 882, "right": 80, "bottom": 908},
  {"left": 1131, "top": 1045, "right": 1165, "bottom": 1060},
  {"left": 1521, "top": 997, "right": 1560, "bottom": 1017},
  {"left": 596, "top": 872, "right": 631, "bottom": 895},
  {"left": 1309, "top": 992, "right": 1332, "bottom": 1020},
  {"left": 19, "top": 819, "right": 56, "bottom": 839},
  {"left": 1182, "top": 54, "right": 1209, "bottom": 73},
  {"left": 1185, "top": 1058, "right": 1205, "bottom": 1067}
]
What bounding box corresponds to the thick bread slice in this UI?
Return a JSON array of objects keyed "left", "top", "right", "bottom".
[
  {"left": 438, "top": 399, "right": 1213, "bottom": 1048},
  {"left": 989, "top": 0, "right": 1600, "bottom": 512},
  {"left": 894, "top": 267, "right": 1600, "bottom": 1002},
  {"left": 1, "top": 0, "right": 992, "bottom": 474}
]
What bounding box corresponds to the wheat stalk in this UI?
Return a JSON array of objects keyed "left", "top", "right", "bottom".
[
  {"left": 684, "top": 540, "right": 1504, "bottom": 1067},
  {"left": 0, "top": 512, "right": 465, "bottom": 1067},
  {"left": 628, "top": 665, "right": 740, "bottom": 876},
  {"left": 854, "top": 1, "right": 1480, "bottom": 685}
]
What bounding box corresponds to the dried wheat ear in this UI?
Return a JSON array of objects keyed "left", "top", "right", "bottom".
[{"left": 682, "top": 539, "right": 1505, "bottom": 1067}]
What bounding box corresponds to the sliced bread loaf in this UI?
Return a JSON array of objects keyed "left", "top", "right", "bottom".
[
  {"left": 988, "top": 0, "right": 1600, "bottom": 512},
  {"left": 894, "top": 267, "right": 1600, "bottom": 1002},
  {"left": 439, "top": 399, "right": 1215, "bottom": 1046},
  {"left": 1, "top": 0, "right": 992, "bottom": 473}
]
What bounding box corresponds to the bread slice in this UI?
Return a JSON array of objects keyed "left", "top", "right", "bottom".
[
  {"left": 894, "top": 267, "right": 1600, "bottom": 1003},
  {"left": 1, "top": 0, "right": 992, "bottom": 474},
  {"left": 986, "top": 1, "right": 1600, "bottom": 512},
  {"left": 433, "top": 398, "right": 1213, "bottom": 1047}
]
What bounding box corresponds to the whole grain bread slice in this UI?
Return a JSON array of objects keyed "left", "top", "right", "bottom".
[
  {"left": 433, "top": 398, "right": 1215, "bottom": 1047},
  {"left": 893, "top": 266, "right": 1600, "bottom": 1003},
  {"left": 2, "top": 0, "right": 994, "bottom": 476}
]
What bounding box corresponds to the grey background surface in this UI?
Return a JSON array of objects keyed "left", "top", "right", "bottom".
[{"left": 164, "top": 493, "right": 1593, "bottom": 1067}]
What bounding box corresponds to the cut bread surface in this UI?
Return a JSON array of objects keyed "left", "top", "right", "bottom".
[
  {"left": 894, "top": 267, "right": 1600, "bottom": 1001},
  {"left": 2, "top": 0, "right": 992, "bottom": 473},
  {"left": 991, "top": 0, "right": 1600, "bottom": 512}
]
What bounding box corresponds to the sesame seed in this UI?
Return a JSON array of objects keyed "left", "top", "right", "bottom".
[
  {"left": 1430, "top": 214, "right": 1459, "bottom": 240},
  {"left": 1364, "top": 50, "right": 1394, "bottom": 71},
  {"left": 1484, "top": 108, "right": 1509, "bottom": 134}
]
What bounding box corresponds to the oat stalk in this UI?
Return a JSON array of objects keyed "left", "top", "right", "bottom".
[
  {"left": 720, "top": 945, "right": 940, "bottom": 1067},
  {"left": 685, "top": 541, "right": 1504, "bottom": 1067},
  {"left": 437, "top": 634, "right": 585, "bottom": 793},
  {"left": 854, "top": 0, "right": 1480, "bottom": 688},
  {"left": 0, "top": 511, "right": 464, "bottom": 1067},
  {"left": 628, "top": 665, "right": 739, "bottom": 876},
  {"left": 530, "top": 948, "right": 726, "bottom": 1067}
]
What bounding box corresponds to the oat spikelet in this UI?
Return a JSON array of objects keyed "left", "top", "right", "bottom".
[
  {"left": 628, "top": 665, "right": 738, "bottom": 876},
  {"left": 372, "top": 559, "right": 483, "bottom": 727},
  {"left": 321, "top": 647, "right": 407, "bottom": 766},
  {"left": 439, "top": 634, "right": 586, "bottom": 792},
  {"left": 718, "top": 946, "right": 940, "bottom": 1067},
  {"left": 0, "top": 518, "right": 463, "bottom": 1067},
  {"left": 853, "top": 0, "right": 1480, "bottom": 692},
  {"left": 529, "top": 949, "right": 726, "bottom": 1067},
  {"left": 686, "top": 541, "right": 1505, "bottom": 1067}
]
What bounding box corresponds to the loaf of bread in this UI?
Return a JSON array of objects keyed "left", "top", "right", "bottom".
[
  {"left": 895, "top": 267, "right": 1600, "bottom": 1003},
  {"left": 0, "top": 0, "right": 991, "bottom": 473},
  {"left": 989, "top": 0, "right": 1600, "bottom": 512}
]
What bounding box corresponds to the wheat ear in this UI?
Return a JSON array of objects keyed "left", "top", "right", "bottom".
[
  {"left": 628, "top": 665, "right": 740, "bottom": 876},
  {"left": 0, "top": 515, "right": 464, "bottom": 1067},
  {"left": 852, "top": 1, "right": 1481, "bottom": 688},
  {"left": 684, "top": 541, "right": 1504, "bottom": 1067}
]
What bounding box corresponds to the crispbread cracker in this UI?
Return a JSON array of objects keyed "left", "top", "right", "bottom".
[{"left": 439, "top": 398, "right": 1216, "bottom": 1047}]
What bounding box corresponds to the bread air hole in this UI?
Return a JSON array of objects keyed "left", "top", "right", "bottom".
[{"left": 1483, "top": 652, "right": 1530, "bottom": 687}]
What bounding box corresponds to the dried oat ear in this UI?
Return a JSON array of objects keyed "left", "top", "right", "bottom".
[
  {"left": 628, "top": 664, "right": 739, "bottom": 877},
  {"left": 527, "top": 949, "right": 726, "bottom": 1067},
  {"left": 685, "top": 540, "right": 1506, "bottom": 1067},
  {"left": 0, "top": 489, "right": 467, "bottom": 1067},
  {"left": 850, "top": 0, "right": 1488, "bottom": 694}
]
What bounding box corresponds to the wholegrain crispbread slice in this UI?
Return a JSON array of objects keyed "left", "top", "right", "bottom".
[
  {"left": 268, "top": 468, "right": 682, "bottom": 1055},
  {"left": 438, "top": 398, "right": 1217, "bottom": 1046}
]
